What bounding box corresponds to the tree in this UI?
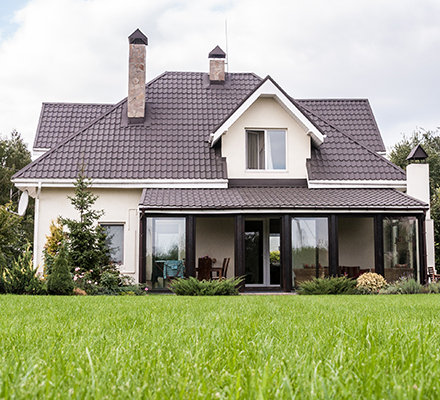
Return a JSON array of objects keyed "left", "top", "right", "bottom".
[
  {"left": 389, "top": 128, "right": 440, "bottom": 192},
  {"left": 389, "top": 128, "right": 440, "bottom": 265},
  {"left": 0, "top": 130, "right": 34, "bottom": 248},
  {"left": 60, "top": 169, "right": 110, "bottom": 279},
  {"left": 0, "top": 203, "right": 28, "bottom": 267},
  {"left": 0, "top": 130, "right": 32, "bottom": 205},
  {"left": 47, "top": 244, "right": 73, "bottom": 295}
]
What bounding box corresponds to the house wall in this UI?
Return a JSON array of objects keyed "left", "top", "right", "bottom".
[
  {"left": 195, "top": 217, "right": 235, "bottom": 278},
  {"left": 36, "top": 187, "right": 142, "bottom": 281},
  {"left": 338, "top": 217, "right": 375, "bottom": 271},
  {"left": 221, "top": 97, "right": 311, "bottom": 179}
]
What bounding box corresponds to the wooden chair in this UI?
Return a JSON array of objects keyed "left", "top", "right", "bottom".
[
  {"left": 427, "top": 266, "right": 440, "bottom": 283},
  {"left": 212, "top": 258, "right": 230, "bottom": 280},
  {"left": 198, "top": 257, "right": 212, "bottom": 281}
]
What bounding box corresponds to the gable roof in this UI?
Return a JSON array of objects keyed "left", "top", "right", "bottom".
[
  {"left": 210, "top": 76, "right": 325, "bottom": 147},
  {"left": 15, "top": 72, "right": 262, "bottom": 180},
  {"left": 15, "top": 71, "right": 404, "bottom": 185}
]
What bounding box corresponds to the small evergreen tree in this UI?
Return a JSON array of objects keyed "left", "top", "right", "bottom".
[
  {"left": 43, "top": 218, "right": 65, "bottom": 276},
  {"left": 3, "top": 245, "right": 46, "bottom": 295},
  {"left": 47, "top": 244, "right": 74, "bottom": 295},
  {"left": 60, "top": 168, "right": 110, "bottom": 280}
]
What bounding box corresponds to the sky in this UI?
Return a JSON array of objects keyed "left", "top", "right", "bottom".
[{"left": 0, "top": 0, "right": 439, "bottom": 154}]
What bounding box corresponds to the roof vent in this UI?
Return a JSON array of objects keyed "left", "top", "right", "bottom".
[
  {"left": 209, "top": 45, "right": 226, "bottom": 82},
  {"left": 128, "top": 29, "right": 148, "bottom": 122}
]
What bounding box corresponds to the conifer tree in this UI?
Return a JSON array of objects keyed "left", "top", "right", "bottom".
[{"left": 47, "top": 244, "right": 73, "bottom": 295}]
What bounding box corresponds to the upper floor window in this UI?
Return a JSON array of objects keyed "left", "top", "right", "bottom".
[{"left": 247, "top": 129, "right": 286, "bottom": 170}]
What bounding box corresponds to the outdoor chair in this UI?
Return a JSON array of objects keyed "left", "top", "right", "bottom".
[
  {"left": 197, "top": 257, "right": 212, "bottom": 281},
  {"left": 427, "top": 266, "right": 440, "bottom": 283},
  {"left": 163, "top": 260, "right": 185, "bottom": 281},
  {"left": 212, "top": 257, "right": 230, "bottom": 280}
]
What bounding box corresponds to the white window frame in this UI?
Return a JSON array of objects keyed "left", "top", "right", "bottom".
[{"left": 246, "top": 128, "right": 287, "bottom": 171}]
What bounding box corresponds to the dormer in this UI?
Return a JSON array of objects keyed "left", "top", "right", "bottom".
[{"left": 211, "top": 76, "right": 325, "bottom": 180}]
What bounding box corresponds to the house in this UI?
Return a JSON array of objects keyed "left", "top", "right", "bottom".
[{"left": 13, "top": 29, "right": 435, "bottom": 291}]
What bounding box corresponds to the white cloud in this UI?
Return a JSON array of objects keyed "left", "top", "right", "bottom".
[{"left": 0, "top": 0, "right": 439, "bottom": 150}]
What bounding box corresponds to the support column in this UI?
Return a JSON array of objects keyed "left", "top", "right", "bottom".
[
  {"left": 281, "top": 214, "right": 292, "bottom": 292},
  {"left": 185, "top": 215, "right": 196, "bottom": 278},
  {"left": 328, "top": 214, "right": 339, "bottom": 277},
  {"left": 235, "top": 215, "right": 245, "bottom": 291},
  {"left": 139, "top": 210, "right": 146, "bottom": 283},
  {"left": 418, "top": 213, "right": 427, "bottom": 284},
  {"left": 374, "top": 214, "right": 384, "bottom": 276}
]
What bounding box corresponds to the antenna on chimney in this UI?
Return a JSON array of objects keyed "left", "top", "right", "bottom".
[{"left": 225, "top": 19, "right": 229, "bottom": 72}]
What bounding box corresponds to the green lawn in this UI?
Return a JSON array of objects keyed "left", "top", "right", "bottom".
[{"left": 1, "top": 295, "right": 440, "bottom": 399}]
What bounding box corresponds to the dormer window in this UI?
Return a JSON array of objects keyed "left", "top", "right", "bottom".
[{"left": 247, "top": 129, "right": 286, "bottom": 170}]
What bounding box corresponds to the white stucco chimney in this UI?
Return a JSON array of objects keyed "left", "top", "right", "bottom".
[
  {"left": 128, "top": 29, "right": 148, "bottom": 120},
  {"left": 208, "top": 45, "right": 226, "bottom": 82},
  {"left": 406, "top": 144, "right": 435, "bottom": 269}
]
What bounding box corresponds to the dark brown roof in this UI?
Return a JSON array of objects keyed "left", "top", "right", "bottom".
[
  {"left": 139, "top": 187, "right": 427, "bottom": 211},
  {"left": 16, "top": 72, "right": 404, "bottom": 183},
  {"left": 16, "top": 72, "right": 261, "bottom": 180},
  {"left": 296, "top": 99, "right": 386, "bottom": 153},
  {"left": 33, "top": 103, "right": 115, "bottom": 149}
]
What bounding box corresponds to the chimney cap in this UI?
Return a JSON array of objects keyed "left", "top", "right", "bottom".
[
  {"left": 406, "top": 144, "right": 428, "bottom": 161},
  {"left": 129, "top": 29, "right": 148, "bottom": 45},
  {"left": 209, "top": 45, "right": 226, "bottom": 59}
]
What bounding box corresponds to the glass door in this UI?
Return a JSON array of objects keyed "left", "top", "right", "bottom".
[
  {"left": 245, "top": 220, "right": 264, "bottom": 284},
  {"left": 245, "top": 218, "right": 281, "bottom": 286}
]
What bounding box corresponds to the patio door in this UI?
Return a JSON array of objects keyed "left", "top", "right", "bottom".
[{"left": 245, "top": 218, "right": 281, "bottom": 286}]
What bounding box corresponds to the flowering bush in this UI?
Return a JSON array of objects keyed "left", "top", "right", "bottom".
[{"left": 356, "top": 272, "right": 387, "bottom": 294}]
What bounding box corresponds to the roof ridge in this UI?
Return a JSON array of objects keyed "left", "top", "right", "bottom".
[
  {"left": 41, "top": 102, "right": 115, "bottom": 106},
  {"left": 296, "top": 102, "right": 406, "bottom": 178}
]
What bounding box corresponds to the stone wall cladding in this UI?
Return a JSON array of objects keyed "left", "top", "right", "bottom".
[{"left": 128, "top": 44, "right": 146, "bottom": 118}]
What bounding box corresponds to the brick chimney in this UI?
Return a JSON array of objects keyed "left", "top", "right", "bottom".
[
  {"left": 128, "top": 29, "right": 148, "bottom": 121},
  {"left": 209, "top": 45, "right": 226, "bottom": 82}
]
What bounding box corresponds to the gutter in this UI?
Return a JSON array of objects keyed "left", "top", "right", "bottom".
[{"left": 34, "top": 182, "right": 42, "bottom": 271}]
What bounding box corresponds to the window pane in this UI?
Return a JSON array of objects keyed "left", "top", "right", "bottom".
[
  {"left": 267, "top": 130, "right": 286, "bottom": 169},
  {"left": 383, "top": 217, "right": 418, "bottom": 282},
  {"left": 146, "top": 217, "right": 186, "bottom": 289},
  {"left": 292, "top": 218, "right": 329, "bottom": 287},
  {"left": 247, "top": 130, "right": 265, "bottom": 169},
  {"left": 102, "top": 224, "right": 124, "bottom": 265}
]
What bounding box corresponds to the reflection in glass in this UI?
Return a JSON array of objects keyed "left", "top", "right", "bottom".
[
  {"left": 292, "top": 218, "right": 329, "bottom": 287},
  {"left": 383, "top": 217, "right": 418, "bottom": 282},
  {"left": 101, "top": 224, "right": 124, "bottom": 265},
  {"left": 269, "top": 219, "right": 281, "bottom": 285},
  {"left": 146, "top": 218, "right": 186, "bottom": 289},
  {"left": 245, "top": 220, "right": 263, "bottom": 284}
]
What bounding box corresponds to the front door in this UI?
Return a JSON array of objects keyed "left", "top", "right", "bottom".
[{"left": 245, "top": 218, "right": 281, "bottom": 286}]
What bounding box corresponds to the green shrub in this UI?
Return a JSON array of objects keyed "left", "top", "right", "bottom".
[
  {"left": 47, "top": 245, "right": 74, "bottom": 295},
  {"left": 356, "top": 272, "right": 387, "bottom": 294},
  {"left": 424, "top": 281, "right": 440, "bottom": 294},
  {"left": 169, "top": 276, "right": 244, "bottom": 296},
  {"left": 2, "top": 246, "right": 46, "bottom": 295},
  {"left": 399, "top": 277, "right": 422, "bottom": 294},
  {"left": 297, "top": 276, "right": 357, "bottom": 295},
  {"left": 100, "top": 271, "right": 119, "bottom": 289},
  {"left": 378, "top": 285, "right": 401, "bottom": 295}
]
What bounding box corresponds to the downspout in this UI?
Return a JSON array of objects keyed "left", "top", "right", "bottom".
[{"left": 34, "top": 182, "right": 42, "bottom": 271}]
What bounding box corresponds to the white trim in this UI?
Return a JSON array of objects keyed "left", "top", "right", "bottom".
[
  {"left": 308, "top": 180, "right": 407, "bottom": 190},
  {"left": 32, "top": 148, "right": 50, "bottom": 160},
  {"left": 211, "top": 79, "right": 325, "bottom": 147},
  {"left": 13, "top": 178, "right": 229, "bottom": 192}
]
